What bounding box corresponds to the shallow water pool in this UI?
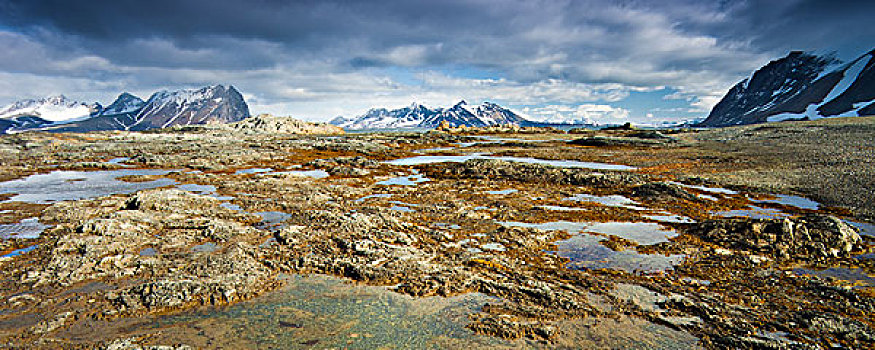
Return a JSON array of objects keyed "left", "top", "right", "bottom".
[
  {"left": 0, "top": 169, "right": 177, "bottom": 204},
  {"left": 384, "top": 154, "right": 636, "bottom": 170}
]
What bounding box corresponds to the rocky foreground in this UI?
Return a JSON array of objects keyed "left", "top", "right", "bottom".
[{"left": 0, "top": 117, "right": 873, "bottom": 349}]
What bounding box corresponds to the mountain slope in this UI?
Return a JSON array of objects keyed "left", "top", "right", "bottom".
[
  {"left": 121, "top": 85, "right": 249, "bottom": 131},
  {"left": 700, "top": 49, "right": 875, "bottom": 127},
  {"left": 1, "top": 85, "right": 251, "bottom": 133},
  {"left": 331, "top": 101, "right": 540, "bottom": 129},
  {"left": 0, "top": 95, "right": 100, "bottom": 132}
]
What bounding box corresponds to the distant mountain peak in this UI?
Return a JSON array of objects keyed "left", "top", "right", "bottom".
[
  {"left": 0, "top": 94, "right": 97, "bottom": 124},
  {"left": 1, "top": 84, "right": 250, "bottom": 134},
  {"left": 330, "top": 100, "right": 541, "bottom": 129}
]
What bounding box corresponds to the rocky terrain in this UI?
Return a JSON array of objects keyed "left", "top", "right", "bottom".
[
  {"left": 219, "top": 114, "right": 344, "bottom": 135},
  {"left": 0, "top": 116, "right": 872, "bottom": 349}
]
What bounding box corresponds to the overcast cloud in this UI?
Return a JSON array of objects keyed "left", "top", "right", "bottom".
[{"left": 0, "top": 0, "right": 871, "bottom": 123}]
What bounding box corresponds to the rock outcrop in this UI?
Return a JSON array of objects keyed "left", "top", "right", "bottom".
[
  {"left": 688, "top": 215, "right": 863, "bottom": 262},
  {"left": 226, "top": 113, "right": 344, "bottom": 134}
]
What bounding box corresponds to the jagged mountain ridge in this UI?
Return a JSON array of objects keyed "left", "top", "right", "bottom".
[
  {"left": 699, "top": 49, "right": 875, "bottom": 127},
  {"left": 0, "top": 85, "right": 250, "bottom": 133},
  {"left": 330, "top": 100, "right": 553, "bottom": 129}
]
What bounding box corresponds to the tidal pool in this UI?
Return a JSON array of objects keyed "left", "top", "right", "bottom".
[
  {"left": 152, "top": 274, "right": 511, "bottom": 349},
  {"left": 500, "top": 220, "right": 677, "bottom": 245},
  {"left": 846, "top": 220, "right": 875, "bottom": 237},
  {"left": 713, "top": 206, "right": 790, "bottom": 219},
  {"left": 1, "top": 244, "right": 38, "bottom": 258},
  {"left": 584, "top": 222, "right": 678, "bottom": 245},
  {"left": 538, "top": 205, "right": 588, "bottom": 211},
  {"left": 668, "top": 182, "right": 738, "bottom": 195},
  {"left": 756, "top": 194, "right": 820, "bottom": 210},
  {"left": 269, "top": 170, "right": 330, "bottom": 179},
  {"left": 0, "top": 169, "right": 177, "bottom": 204},
  {"left": 106, "top": 157, "right": 132, "bottom": 166},
  {"left": 552, "top": 234, "right": 684, "bottom": 273},
  {"left": 563, "top": 193, "right": 647, "bottom": 210},
  {"left": 793, "top": 267, "right": 875, "bottom": 287},
  {"left": 176, "top": 183, "right": 217, "bottom": 194},
  {"left": 499, "top": 220, "right": 680, "bottom": 266},
  {"left": 376, "top": 173, "right": 431, "bottom": 186},
  {"left": 486, "top": 189, "right": 518, "bottom": 195},
  {"left": 644, "top": 214, "right": 696, "bottom": 224},
  {"left": 390, "top": 205, "right": 416, "bottom": 212},
  {"left": 0, "top": 218, "right": 50, "bottom": 239},
  {"left": 384, "top": 154, "right": 636, "bottom": 170},
  {"left": 255, "top": 211, "right": 293, "bottom": 232},
  {"left": 234, "top": 168, "right": 274, "bottom": 175}
]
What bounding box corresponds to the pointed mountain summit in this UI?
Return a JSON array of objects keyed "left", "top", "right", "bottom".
[
  {"left": 331, "top": 100, "right": 539, "bottom": 129},
  {"left": 100, "top": 93, "right": 146, "bottom": 117},
  {"left": 0, "top": 85, "right": 251, "bottom": 133},
  {"left": 127, "top": 85, "right": 249, "bottom": 130},
  {"left": 699, "top": 48, "right": 875, "bottom": 127}
]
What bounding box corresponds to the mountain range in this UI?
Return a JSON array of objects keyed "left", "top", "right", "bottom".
[
  {"left": 0, "top": 85, "right": 250, "bottom": 133},
  {"left": 699, "top": 48, "right": 875, "bottom": 127},
  {"left": 329, "top": 100, "right": 583, "bottom": 129}
]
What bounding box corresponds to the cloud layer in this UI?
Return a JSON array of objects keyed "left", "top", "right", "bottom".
[{"left": 0, "top": 0, "right": 871, "bottom": 123}]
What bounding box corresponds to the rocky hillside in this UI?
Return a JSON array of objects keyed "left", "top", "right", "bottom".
[
  {"left": 225, "top": 114, "right": 344, "bottom": 134},
  {"left": 0, "top": 85, "right": 251, "bottom": 133},
  {"left": 330, "top": 101, "right": 542, "bottom": 129},
  {"left": 699, "top": 49, "right": 875, "bottom": 127}
]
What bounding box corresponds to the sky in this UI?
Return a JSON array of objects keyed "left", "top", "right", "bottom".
[{"left": 0, "top": 0, "right": 872, "bottom": 124}]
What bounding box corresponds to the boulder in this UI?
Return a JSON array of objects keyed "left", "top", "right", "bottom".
[{"left": 688, "top": 215, "right": 863, "bottom": 262}]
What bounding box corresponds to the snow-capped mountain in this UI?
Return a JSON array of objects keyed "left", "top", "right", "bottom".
[
  {"left": 699, "top": 49, "right": 875, "bottom": 127},
  {"left": 100, "top": 93, "right": 146, "bottom": 117},
  {"left": 0, "top": 95, "right": 99, "bottom": 122},
  {"left": 330, "top": 102, "right": 440, "bottom": 129},
  {"left": 330, "top": 100, "right": 537, "bottom": 129},
  {"left": 1, "top": 85, "right": 250, "bottom": 133},
  {"left": 124, "top": 85, "right": 249, "bottom": 131}
]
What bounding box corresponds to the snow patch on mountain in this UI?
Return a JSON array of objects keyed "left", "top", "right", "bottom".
[
  {"left": 1, "top": 85, "right": 250, "bottom": 134},
  {"left": 332, "top": 100, "right": 536, "bottom": 129},
  {"left": 0, "top": 95, "right": 96, "bottom": 122},
  {"left": 700, "top": 49, "right": 875, "bottom": 127}
]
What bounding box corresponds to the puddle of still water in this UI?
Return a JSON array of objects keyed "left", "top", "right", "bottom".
[
  {"left": 563, "top": 194, "right": 647, "bottom": 210},
  {"left": 384, "top": 155, "right": 636, "bottom": 170},
  {"left": 234, "top": 168, "right": 274, "bottom": 175},
  {"left": 152, "top": 274, "right": 510, "bottom": 349},
  {"left": 0, "top": 218, "right": 50, "bottom": 239},
  {"left": 713, "top": 206, "right": 790, "bottom": 219},
  {"left": 756, "top": 194, "right": 820, "bottom": 210},
  {"left": 793, "top": 267, "right": 875, "bottom": 288},
  {"left": 552, "top": 234, "right": 683, "bottom": 273},
  {"left": 376, "top": 174, "right": 431, "bottom": 186},
  {"left": 0, "top": 169, "right": 177, "bottom": 204},
  {"left": 268, "top": 170, "right": 330, "bottom": 179}
]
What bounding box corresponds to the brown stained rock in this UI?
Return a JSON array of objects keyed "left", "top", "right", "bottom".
[
  {"left": 688, "top": 214, "right": 863, "bottom": 262},
  {"left": 427, "top": 159, "right": 646, "bottom": 188},
  {"left": 224, "top": 113, "right": 344, "bottom": 135},
  {"left": 631, "top": 182, "right": 700, "bottom": 202},
  {"left": 109, "top": 244, "right": 276, "bottom": 313}
]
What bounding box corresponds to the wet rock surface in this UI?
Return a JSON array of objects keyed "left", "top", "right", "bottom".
[
  {"left": 688, "top": 215, "right": 863, "bottom": 262},
  {"left": 0, "top": 117, "right": 872, "bottom": 348}
]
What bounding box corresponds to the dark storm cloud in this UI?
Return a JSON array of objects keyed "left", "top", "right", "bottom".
[
  {"left": 0, "top": 0, "right": 870, "bottom": 121},
  {"left": 682, "top": 0, "right": 875, "bottom": 60}
]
